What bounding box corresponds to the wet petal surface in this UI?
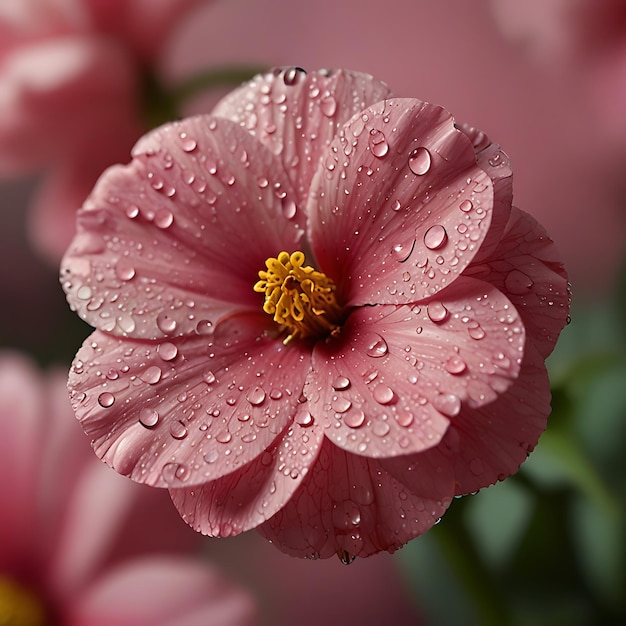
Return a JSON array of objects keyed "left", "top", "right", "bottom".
[
  {"left": 306, "top": 277, "right": 524, "bottom": 458},
  {"left": 213, "top": 67, "right": 392, "bottom": 208},
  {"left": 68, "top": 315, "right": 312, "bottom": 487},
  {"left": 258, "top": 438, "right": 454, "bottom": 559},
  {"left": 308, "top": 98, "right": 494, "bottom": 306},
  {"left": 61, "top": 115, "right": 303, "bottom": 340}
]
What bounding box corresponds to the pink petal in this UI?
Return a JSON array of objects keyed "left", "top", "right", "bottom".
[
  {"left": 212, "top": 67, "right": 392, "bottom": 208},
  {"left": 0, "top": 353, "right": 45, "bottom": 569},
  {"left": 466, "top": 207, "right": 570, "bottom": 358},
  {"left": 443, "top": 342, "right": 551, "bottom": 495},
  {"left": 70, "top": 556, "right": 256, "bottom": 626},
  {"left": 258, "top": 438, "right": 454, "bottom": 559},
  {"left": 68, "top": 314, "right": 312, "bottom": 488},
  {"left": 307, "top": 277, "right": 524, "bottom": 458},
  {"left": 0, "top": 35, "right": 137, "bottom": 174},
  {"left": 61, "top": 115, "right": 303, "bottom": 340},
  {"left": 308, "top": 98, "right": 495, "bottom": 306},
  {"left": 170, "top": 414, "right": 324, "bottom": 536},
  {"left": 457, "top": 123, "right": 513, "bottom": 262}
]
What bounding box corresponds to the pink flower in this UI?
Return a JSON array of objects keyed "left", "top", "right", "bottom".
[
  {"left": 0, "top": 0, "right": 204, "bottom": 262},
  {"left": 0, "top": 351, "right": 256, "bottom": 625},
  {"left": 61, "top": 68, "right": 570, "bottom": 560}
]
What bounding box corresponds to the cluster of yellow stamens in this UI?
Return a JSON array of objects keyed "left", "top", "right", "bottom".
[
  {"left": 0, "top": 577, "right": 47, "bottom": 626},
  {"left": 254, "top": 251, "right": 343, "bottom": 344}
]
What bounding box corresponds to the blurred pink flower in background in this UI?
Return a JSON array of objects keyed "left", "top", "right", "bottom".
[
  {"left": 60, "top": 68, "right": 569, "bottom": 560},
  {"left": 0, "top": 351, "right": 256, "bottom": 625},
  {"left": 0, "top": 0, "right": 205, "bottom": 263},
  {"left": 163, "top": 0, "right": 626, "bottom": 293},
  {"left": 489, "top": 0, "right": 626, "bottom": 146}
]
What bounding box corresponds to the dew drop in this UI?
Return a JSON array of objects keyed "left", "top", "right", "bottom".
[
  {"left": 343, "top": 408, "right": 365, "bottom": 428},
  {"left": 391, "top": 240, "right": 415, "bottom": 263},
  {"left": 169, "top": 420, "right": 188, "bottom": 439},
  {"left": 139, "top": 366, "right": 162, "bottom": 385},
  {"left": 204, "top": 450, "right": 219, "bottom": 464},
  {"left": 115, "top": 260, "right": 136, "bottom": 281},
  {"left": 203, "top": 370, "right": 216, "bottom": 384},
  {"left": 468, "top": 322, "right": 486, "bottom": 340},
  {"left": 320, "top": 95, "right": 337, "bottom": 117},
  {"left": 77, "top": 285, "right": 92, "bottom": 300},
  {"left": 154, "top": 209, "right": 174, "bottom": 229},
  {"left": 246, "top": 386, "right": 266, "bottom": 406},
  {"left": 162, "top": 462, "right": 188, "bottom": 484},
  {"left": 423, "top": 225, "right": 448, "bottom": 250},
  {"left": 156, "top": 313, "right": 177, "bottom": 334},
  {"left": 157, "top": 342, "right": 178, "bottom": 361},
  {"left": 216, "top": 430, "right": 232, "bottom": 444},
  {"left": 332, "top": 500, "right": 362, "bottom": 529},
  {"left": 504, "top": 269, "right": 534, "bottom": 295},
  {"left": 281, "top": 198, "right": 297, "bottom": 219},
  {"left": 459, "top": 199, "right": 473, "bottom": 212},
  {"left": 395, "top": 411, "right": 414, "bottom": 427},
  {"left": 332, "top": 376, "right": 351, "bottom": 391},
  {"left": 97, "top": 392, "right": 115, "bottom": 408},
  {"left": 365, "top": 333, "right": 388, "bottom": 358},
  {"left": 427, "top": 301, "right": 449, "bottom": 323},
  {"left": 139, "top": 407, "right": 159, "bottom": 428},
  {"left": 433, "top": 393, "right": 461, "bottom": 417},
  {"left": 180, "top": 133, "right": 197, "bottom": 152},
  {"left": 282, "top": 66, "right": 306, "bottom": 85},
  {"left": 408, "top": 147, "right": 431, "bottom": 175},
  {"left": 372, "top": 385, "right": 395, "bottom": 405},
  {"left": 295, "top": 410, "right": 314, "bottom": 427},
  {"left": 195, "top": 319, "right": 214, "bottom": 335},
  {"left": 369, "top": 129, "right": 389, "bottom": 157},
  {"left": 373, "top": 420, "right": 390, "bottom": 437},
  {"left": 332, "top": 396, "right": 352, "bottom": 413},
  {"left": 445, "top": 355, "right": 467, "bottom": 375}
]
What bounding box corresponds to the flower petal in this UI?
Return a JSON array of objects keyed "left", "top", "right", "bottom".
[
  {"left": 443, "top": 341, "right": 551, "bottom": 495},
  {"left": 68, "top": 314, "right": 311, "bottom": 487},
  {"left": 212, "top": 67, "right": 392, "bottom": 208},
  {"left": 466, "top": 206, "right": 570, "bottom": 358},
  {"left": 61, "top": 115, "right": 303, "bottom": 340},
  {"left": 308, "top": 98, "right": 494, "bottom": 306},
  {"left": 71, "top": 556, "right": 257, "bottom": 626},
  {"left": 257, "top": 439, "right": 454, "bottom": 559},
  {"left": 170, "top": 414, "right": 324, "bottom": 536},
  {"left": 307, "top": 277, "right": 524, "bottom": 458},
  {"left": 457, "top": 123, "right": 513, "bottom": 261}
]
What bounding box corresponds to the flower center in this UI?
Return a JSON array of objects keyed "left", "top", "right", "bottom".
[
  {"left": 254, "top": 251, "right": 343, "bottom": 344},
  {"left": 0, "top": 577, "right": 47, "bottom": 626}
]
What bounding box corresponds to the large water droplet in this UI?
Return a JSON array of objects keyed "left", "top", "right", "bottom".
[
  {"left": 504, "top": 269, "right": 534, "bottom": 295},
  {"left": 369, "top": 129, "right": 389, "bottom": 157},
  {"left": 332, "top": 500, "right": 362, "bottom": 529},
  {"left": 139, "top": 407, "right": 159, "bottom": 428},
  {"left": 459, "top": 199, "right": 473, "bottom": 212},
  {"left": 365, "top": 334, "right": 388, "bottom": 358},
  {"left": 115, "top": 260, "right": 136, "bottom": 281},
  {"left": 162, "top": 462, "right": 188, "bottom": 484},
  {"left": 332, "top": 396, "right": 352, "bottom": 413},
  {"left": 408, "top": 147, "right": 431, "bottom": 175},
  {"left": 433, "top": 393, "right": 461, "bottom": 417},
  {"left": 169, "top": 420, "right": 188, "bottom": 439},
  {"left": 157, "top": 342, "right": 178, "bottom": 361},
  {"left": 343, "top": 408, "right": 365, "bottom": 428},
  {"left": 246, "top": 386, "right": 266, "bottom": 406},
  {"left": 427, "top": 301, "right": 449, "bottom": 323},
  {"left": 156, "top": 313, "right": 177, "bottom": 334},
  {"left": 139, "top": 366, "right": 162, "bottom": 385},
  {"left": 423, "top": 225, "right": 448, "bottom": 250},
  {"left": 282, "top": 66, "right": 306, "bottom": 85},
  {"left": 468, "top": 322, "right": 486, "bottom": 340},
  {"left": 98, "top": 392, "right": 115, "bottom": 408},
  {"left": 281, "top": 197, "right": 297, "bottom": 219},
  {"left": 320, "top": 95, "right": 337, "bottom": 117},
  {"left": 295, "top": 410, "right": 314, "bottom": 427},
  {"left": 332, "top": 376, "right": 351, "bottom": 391},
  {"left": 372, "top": 385, "right": 395, "bottom": 405},
  {"left": 180, "top": 132, "right": 197, "bottom": 152},
  {"left": 195, "top": 319, "right": 214, "bottom": 335},
  {"left": 445, "top": 355, "right": 467, "bottom": 375}
]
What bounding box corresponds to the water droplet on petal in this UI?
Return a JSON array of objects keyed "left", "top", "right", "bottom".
[
  {"left": 162, "top": 462, "right": 188, "bottom": 484},
  {"left": 372, "top": 385, "right": 395, "bottom": 405},
  {"left": 332, "top": 396, "right": 352, "bottom": 413},
  {"left": 459, "top": 199, "right": 473, "bottom": 212},
  {"left": 281, "top": 197, "right": 297, "bottom": 219},
  {"left": 468, "top": 322, "right": 486, "bottom": 340},
  {"left": 246, "top": 386, "right": 266, "bottom": 406},
  {"left": 295, "top": 410, "right": 314, "bottom": 427},
  {"left": 427, "top": 301, "right": 449, "bottom": 323},
  {"left": 157, "top": 313, "right": 177, "bottom": 334},
  {"left": 445, "top": 355, "right": 467, "bottom": 375},
  {"left": 77, "top": 285, "right": 92, "bottom": 300},
  {"left": 504, "top": 269, "right": 534, "bottom": 295},
  {"left": 157, "top": 342, "right": 178, "bottom": 361},
  {"left": 139, "top": 407, "right": 159, "bottom": 428},
  {"left": 203, "top": 370, "right": 216, "bottom": 384},
  {"left": 169, "top": 420, "right": 188, "bottom": 439},
  {"left": 408, "top": 147, "right": 431, "bottom": 175},
  {"left": 365, "top": 334, "right": 388, "bottom": 358},
  {"left": 180, "top": 132, "right": 197, "bottom": 152},
  {"left": 98, "top": 392, "right": 115, "bottom": 408},
  {"left": 195, "top": 319, "right": 214, "bottom": 335},
  {"left": 369, "top": 129, "right": 389, "bottom": 157},
  {"left": 332, "top": 376, "right": 351, "bottom": 391},
  {"left": 154, "top": 209, "right": 174, "bottom": 229},
  {"left": 373, "top": 420, "right": 390, "bottom": 436},
  {"left": 423, "top": 225, "right": 448, "bottom": 250},
  {"left": 343, "top": 408, "right": 365, "bottom": 428},
  {"left": 139, "top": 366, "right": 162, "bottom": 385},
  {"left": 332, "top": 500, "right": 362, "bottom": 528},
  {"left": 320, "top": 95, "right": 337, "bottom": 117},
  {"left": 216, "top": 430, "right": 232, "bottom": 444},
  {"left": 115, "top": 260, "right": 136, "bottom": 281},
  {"left": 282, "top": 66, "right": 306, "bottom": 85},
  {"left": 433, "top": 393, "right": 461, "bottom": 417}
]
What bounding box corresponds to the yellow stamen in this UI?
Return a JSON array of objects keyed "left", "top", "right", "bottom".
[
  {"left": 254, "top": 251, "right": 343, "bottom": 343},
  {"left": 0, "top": 577, "right": 47, "bottom": 626}
]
